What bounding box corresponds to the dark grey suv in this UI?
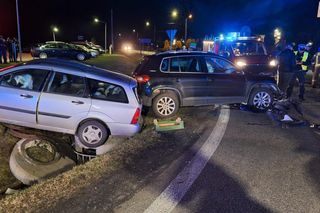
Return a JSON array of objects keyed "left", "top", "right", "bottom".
[{"left": 133, "top": 52, "right": 280, "bottom": 118}]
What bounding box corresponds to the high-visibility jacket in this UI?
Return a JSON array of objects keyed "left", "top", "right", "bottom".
[{"left": 294, "top": 51, "right": 309, "bottom": 71}]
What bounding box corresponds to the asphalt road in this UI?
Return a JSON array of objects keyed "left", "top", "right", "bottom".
[{"left": 115, "top": 106, "right": 320, "bottom": 213}]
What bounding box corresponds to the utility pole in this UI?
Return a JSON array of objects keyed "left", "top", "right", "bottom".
[
  {"left": 111, "top": 9, "right": 114, "bottom": 54},
  {"left": 184, "top": 18, "right": 188, "bottom": 42},
  {"left": 105, "top": 12, "right": 108, "bottom": 53},
  {"left": 15, "top": 0, "right": 22, "bottom": 62}
]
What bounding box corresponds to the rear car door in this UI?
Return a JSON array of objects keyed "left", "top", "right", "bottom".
[
  {"left": 0, "top": 68, "right": 49, "bottom": 125},
  {"left": 205, "top": 56, "right": 246, "bottom": 104},
  {"left": 165, "top": 56, "right": 209, "bottom": 106},
  {"left": 37, "top": 71, "right": 91, "bottom": 133}
]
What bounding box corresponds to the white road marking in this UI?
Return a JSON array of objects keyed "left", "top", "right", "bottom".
[{"left": 144, "top": 106, "right": 230, "bottom": 213}]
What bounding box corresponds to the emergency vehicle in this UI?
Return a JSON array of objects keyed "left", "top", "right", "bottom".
[{"left": 203, "top": 32, "right": 277, "bottom": 76}]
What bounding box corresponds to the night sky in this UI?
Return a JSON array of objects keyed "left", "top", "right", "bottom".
[{"left": 0, "top": 0, "right": 319, "bottom": 48}]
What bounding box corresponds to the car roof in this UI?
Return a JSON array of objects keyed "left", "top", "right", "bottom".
[
  {"left": 22, "top": 59, "right": 134, "bottom": 85},
  {"left": 153, "top": 51, "right": 220, "bottom": 58}
]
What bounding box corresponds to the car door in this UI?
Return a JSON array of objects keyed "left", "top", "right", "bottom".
[
  {"left": 45, "top": 43, "right": 60, "bottom": 57},
  {"left": 0, "top": 68, "right": 49, "bottom": 126},
  {"left": 166, "top": 56, "right": 209, "bottom": 106},
  {"left": 37, "top": 71, "right": 91, "bottom": 133},
  {"left": 205, "top": 56, "right": 246, "bottom": 104}
]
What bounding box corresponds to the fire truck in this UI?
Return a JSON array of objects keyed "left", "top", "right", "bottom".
[{"left": 203, "top": 32, "right": 277, "bottom": 76}]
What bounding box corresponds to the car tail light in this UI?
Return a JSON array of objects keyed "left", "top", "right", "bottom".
[
  {"left": 0, "top": 65, "right": 17, "bottom": 72},
  {"left": 135, "top": 75, "right": 150, "bottom": 83},
  {"left": 131, "top": 108, "right": 141, "bottom": 124}
]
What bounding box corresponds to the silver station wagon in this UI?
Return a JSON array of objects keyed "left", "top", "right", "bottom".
[{"left": 0, "top": 59, "right": 142, "bottom": 148}]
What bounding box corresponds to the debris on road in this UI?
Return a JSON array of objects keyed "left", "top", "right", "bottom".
[{"left": 154, "top": 117, "right": 185, "bottom": 132}]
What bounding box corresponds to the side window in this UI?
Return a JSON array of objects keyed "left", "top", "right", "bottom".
[
  {"left": 88, "top": 79, "right": 128, "bottom": 103},
  {"left": 161, "top": 58, "right": 169, "bottom": 72},
  {"left": 0, "top": 69, "right": 49, "bottom": 91},
  {"left": 170, "top": 57, "right": 203, "bottom": 73},
  {"left": 46, "top": 72, "right": 86, "bottom": 97},
  {"left": 205, "top": 57, "right": 236, "bottom": 74}
]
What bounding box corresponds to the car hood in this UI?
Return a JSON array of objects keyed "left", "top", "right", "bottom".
[{"left": 235, "top": 55, "right": 270, "bottom": 65}]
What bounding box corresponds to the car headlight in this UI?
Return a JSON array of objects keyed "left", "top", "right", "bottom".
[
  {"left": 269, "top": 59, "right": 278, "bottom": 67},
  {"left": 236, "top": 61, "right": 247, "bottom": 67}
]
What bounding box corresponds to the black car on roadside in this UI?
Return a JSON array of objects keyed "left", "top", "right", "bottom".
[
  {"left": 31, "top": 41, "right": 92, "bottom": 61},
  {"left": 133, "top": 51, "right": 280, "bottom": 118}
]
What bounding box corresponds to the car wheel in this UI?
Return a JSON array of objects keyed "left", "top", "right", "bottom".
[
  {"left": 9, "top": 139, "right": 76, "bottom": 185},
  {"left": 77, "top": 120, "right": 109, "bottom": 148},
  {"left": 39, "top": 52, "right": 48, "bottom": 59},
  {"left": 153, "top": 92, "right": 179, "bottom": 118},
  {"left": 249, "top": 88, "right": 273, "bottom": 111},
  {"left": 76, "top": 53, "right": 86, "bottom": 61}
]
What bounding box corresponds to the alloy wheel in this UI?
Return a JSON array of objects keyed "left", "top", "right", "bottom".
[
  {"left": 253, "top": 91, "right": 272, "bottom": 109},
  {"left": 156, "top": 97, "right": 176, "bottom": 116}
]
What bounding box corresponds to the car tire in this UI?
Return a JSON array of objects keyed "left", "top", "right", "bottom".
[
  {"left": 76, "top": 53, "right": 86, "bottom": 61},
  {"left": 39, "top": 52, "right": 48, "bottom": 59},
  {"left": 77, "top": 120, "right": 109, "bottom": 148},
  {"left": 152, "top": 91, "right": 179, "bottom": 118},
  {"left": 9, "top": 139, "right": 76, "bottom": 185},
  {"left": 248, "top": 88, "right": 273, "bottom": 111}
]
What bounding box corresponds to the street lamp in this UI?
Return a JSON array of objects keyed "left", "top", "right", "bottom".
[
  {"left": 172, "top": 9, "right": 178, "bottom": 18},
  {"left": 146, "top": 21, "right": 150, "bottom": 27},
  {"left": 94, "top": 17, "right": 107, "bottom": 53},
  {"left": 52, "top": 27, "right": 59, "bottom": 41},
  {"left": 185, "top": 13, "right": 193, "bottom": 42}
]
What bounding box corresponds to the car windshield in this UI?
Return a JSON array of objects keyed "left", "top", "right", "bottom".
[{"left": 231, "top": 41, "right": 267, "bottom": 56}]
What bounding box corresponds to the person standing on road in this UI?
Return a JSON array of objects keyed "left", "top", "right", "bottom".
[
  {"left": 0, "top": 36, "right": 8, "bottom": 64},
  {"left": 7, "top": 38, "right": 13, "bottom": 62},
  {"left": 294, "top": 44, "right": 312, "bottom": 101},
  {"left": 12, "top": 38, "right": 18, "bottom": 62},
  {"left": 278, "top": 43, "right": 297, "bottom": 98},
  {"left": 0, "top": 36, "right": 4, "bottom": 64},
  {"left": 312, "top": 48, "right": 320, "bottom": 88}
]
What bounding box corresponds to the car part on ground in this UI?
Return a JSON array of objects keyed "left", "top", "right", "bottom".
[
  {"left": 10, "top": 139, "right": 76, "bottom": 185},
  {"left": 153, "top": 117, "right": 184, "bottom": 132}
]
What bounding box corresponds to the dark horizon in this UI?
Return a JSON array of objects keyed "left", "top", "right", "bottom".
[{"left": 0, "top": 0, "right": 319, "bottom": 48}]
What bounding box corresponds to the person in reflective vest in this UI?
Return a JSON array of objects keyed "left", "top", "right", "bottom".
[
  {"left": 294, "top": 44, "right": 312, "bottom": 101},
  {"left": 312, "top": 49, "right": 320, "bottom": 88}
]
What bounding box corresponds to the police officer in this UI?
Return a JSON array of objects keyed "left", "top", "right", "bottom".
[
  {"left": 294, "top": 44, "right": 312, "bottom": 101},
  {"left": 278, "top": 43, "right": 297, "bottom": 98}
]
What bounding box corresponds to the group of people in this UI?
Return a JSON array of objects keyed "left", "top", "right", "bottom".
[
  {"left": 278, "top": 42, "right": 319, "bottom": 101},
  {"left": 0, "top": 35, "right": 19, "bottom": 64}
]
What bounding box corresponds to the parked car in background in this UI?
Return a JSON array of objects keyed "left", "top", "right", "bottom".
[
  {"left": 71, "top": 41, "right": 104, "bottom": 54},
  {"left": 72, "top": 44, "right": 99, "bottom": 58},
  {"left": 0, "top": 59, "right": 142, "bottom": 148},
  {"left": 31, "top": 41, "right": 91, "bottom": 61},
  {"left": 133, "top": 51, "right": 280, "bottom": 118}
]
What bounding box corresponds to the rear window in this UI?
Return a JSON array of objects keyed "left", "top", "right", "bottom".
[
  {"left": 133, "top": 56, "right": 151, "bottom": 76},
  {"left": 88, "top": 79, "right": 128, "bottom": 103}
]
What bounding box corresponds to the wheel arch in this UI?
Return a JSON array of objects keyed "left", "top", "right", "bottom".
[
  {"left": 246, "top": 83, "right": 279, "bottom": 103},
  {"left": 151, "top": 87, "right": 182, "bottom": 106}
]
